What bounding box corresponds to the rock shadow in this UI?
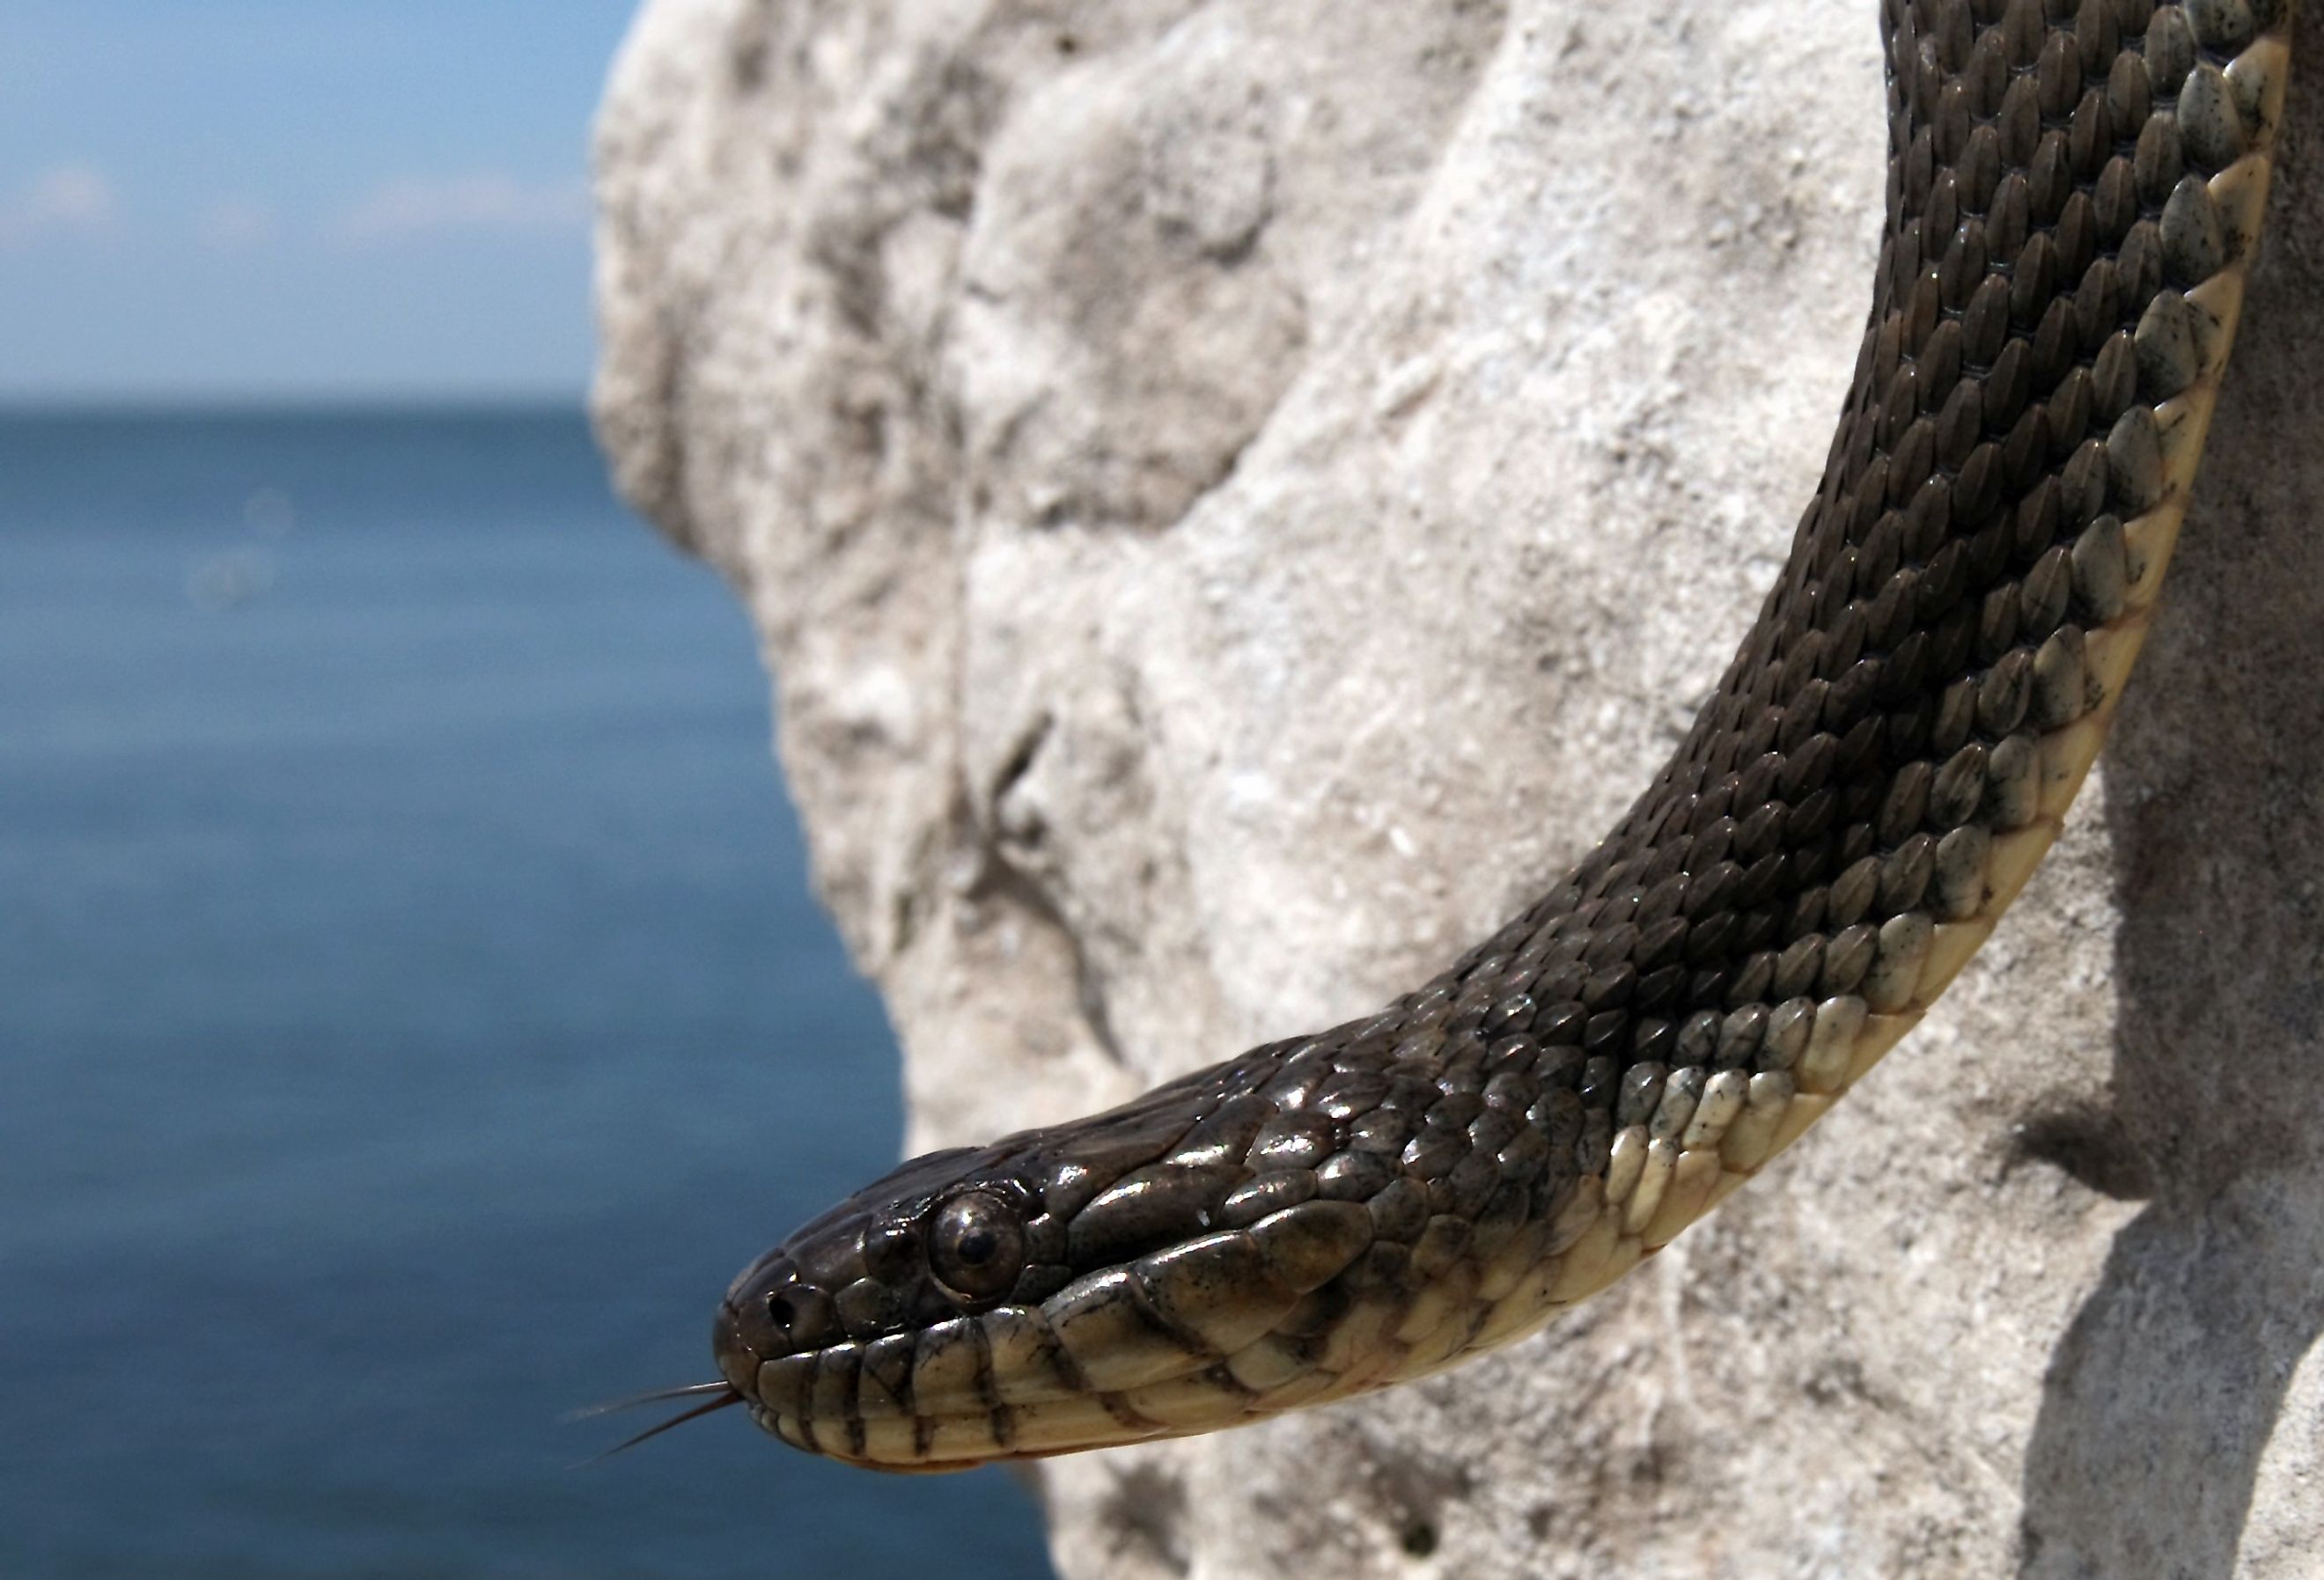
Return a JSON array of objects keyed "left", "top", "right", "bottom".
[{"left": 2018, "top": 16, "right": 2324, "bottom": 1575}]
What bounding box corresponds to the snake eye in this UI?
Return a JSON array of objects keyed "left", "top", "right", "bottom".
[{"left": 928, "top": 1189, "right": 1026, "bottom": 1304}]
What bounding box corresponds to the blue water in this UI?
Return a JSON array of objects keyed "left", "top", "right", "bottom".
[{"left": 0, "top": 411, "right": 1055, "bottom": 1579}]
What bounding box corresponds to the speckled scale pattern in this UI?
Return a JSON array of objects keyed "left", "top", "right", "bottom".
[{"left": 715, "top": 0, "right": 2291, "bottom": 1468}]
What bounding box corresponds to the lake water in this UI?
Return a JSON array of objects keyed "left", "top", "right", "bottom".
[{"left": 0, "top": 410, "right": 1056, "bottom": 1579}]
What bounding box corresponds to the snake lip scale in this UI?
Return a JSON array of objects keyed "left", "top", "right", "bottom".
[{"left": 644, "top": 0, "right": 2296, "bottom": 1473}]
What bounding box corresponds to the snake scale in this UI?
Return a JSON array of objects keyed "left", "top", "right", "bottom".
[{"left": 651, "top": 0, "right": 2296, "bottom": 1472}]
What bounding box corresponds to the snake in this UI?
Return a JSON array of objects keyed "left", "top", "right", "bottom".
[{"left": 609, "top": 0, "right": 2297, "bottom": 1473}]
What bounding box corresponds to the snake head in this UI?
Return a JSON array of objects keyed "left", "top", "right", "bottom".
[
  {"left": 712, "top": 1136, "right": 1069, "bottom": 1467},
  {"left": 711, "top": 1052, "right": 1431, "bottom": 1470},
  {"left": 714, "top": 1141, "right": 1039, "bottom": 1369}
]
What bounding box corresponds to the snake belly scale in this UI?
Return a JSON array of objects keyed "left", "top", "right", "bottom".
[{"left": 687, "top": 0, "right": 2295, "bottom": 1471}]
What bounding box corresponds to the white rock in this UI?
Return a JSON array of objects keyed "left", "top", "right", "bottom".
[{"left": 593, "top": 2, "right": 2324, "bottom": 1574}]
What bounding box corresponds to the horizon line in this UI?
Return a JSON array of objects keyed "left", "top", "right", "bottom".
[{"left": 0, "top": 388, "right": 594, "bottom": 416}]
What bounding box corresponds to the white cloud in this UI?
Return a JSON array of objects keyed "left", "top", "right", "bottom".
[
  {"left": 335, "top": 173, "right": 587, "bottom": 245},
  {"left": 0, "top": 164, "right": 117, "bottom": 246},
  {"left": 198, "top": 197, "right": 276, "bottom": 251}
]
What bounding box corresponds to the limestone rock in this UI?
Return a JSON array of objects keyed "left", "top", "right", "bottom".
[{"left": 592, "top": 3, "right": 2324, "bottom": 1574}]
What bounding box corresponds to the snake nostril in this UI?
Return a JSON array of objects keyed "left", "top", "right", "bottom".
[{"left": 751, "top": 1282, "right": 837, "bottom": 1351}]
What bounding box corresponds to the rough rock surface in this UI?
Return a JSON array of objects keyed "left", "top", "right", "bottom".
[{"left": 592, "top": 3, "right": 2324, "bottom": 1575}]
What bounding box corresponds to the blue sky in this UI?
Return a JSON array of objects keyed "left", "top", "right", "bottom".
[{"left": 0, "top": 1, "right": 643, "bottom": 402}]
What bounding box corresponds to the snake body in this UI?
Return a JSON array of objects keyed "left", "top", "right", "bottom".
[{"left": 704, "top": 0, "right": 2294, "bottom": 1471}]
